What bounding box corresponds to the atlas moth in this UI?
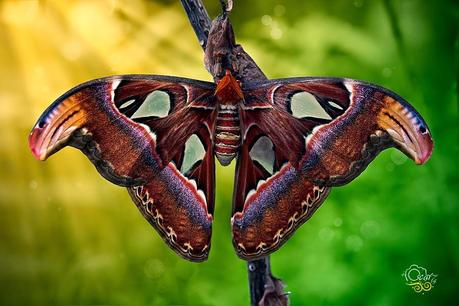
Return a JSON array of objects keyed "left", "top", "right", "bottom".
[{"left": 29, "top": 3, "right": 433, "bottom": 261}]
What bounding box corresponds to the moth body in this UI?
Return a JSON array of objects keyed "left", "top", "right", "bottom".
[
  {"left": 214, "top": 69, "right": 243, "bottom": 165},
  {"left": 215, "top": 105, "right": 240, "bottom": 165}
]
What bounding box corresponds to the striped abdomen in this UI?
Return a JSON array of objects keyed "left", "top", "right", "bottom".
[{"left": 215, "top": 104, "right": 240, "bottom": 166}]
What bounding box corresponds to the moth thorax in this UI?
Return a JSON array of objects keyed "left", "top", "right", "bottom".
[{"left": 215, "top": 104, "right": 241, "bottom": 166}]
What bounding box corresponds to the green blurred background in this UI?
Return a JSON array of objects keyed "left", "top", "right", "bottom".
[{"left": 0, "top": 0, "right": 457, "bottom": 305}]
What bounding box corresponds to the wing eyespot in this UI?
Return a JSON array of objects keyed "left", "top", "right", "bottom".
[
  {"left": 327, "top": 100, "right": 344, "bottom": 110},
  {"left": 249, "top": 135, "right": 275, "bottom": 175},
  {"left": 119, "top": 99, "right": 136, "bottom": 109},
  {"left": 131, "top": 90, "right": 172, "bottom": 119},
  {"left": 181, "top": 134, "right": 206, "bottom": 175},
  {"left": 289, "top": 91, "right": 332, "bottom": 120}
]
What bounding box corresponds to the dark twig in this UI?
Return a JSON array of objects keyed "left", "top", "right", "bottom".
[
  {"left": 248, "top": 258, "right": 270, "bottom": 306},
  {"left": 180, "top": 0, "right": 212, "bottom": 49},
  {"left": 179, "top": 1, "right": 286, "bottom": 305}
]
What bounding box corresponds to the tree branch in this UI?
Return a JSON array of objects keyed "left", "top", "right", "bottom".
[
  {"left": 179, "top": 1, "right": 286, "bottom": 305},
  {"left": 248, "top": 258, "right": 270, "bottom": 305},
  {"left": 180, "top": 0, "right": 212, "bottom": 49}
]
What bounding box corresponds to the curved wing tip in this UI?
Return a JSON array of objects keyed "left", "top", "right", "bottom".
[
  {"left": 415, "top": 136, "right": 433, "bottom": 165},
  {"left": 28, "top": 125, "right": 48, "bottom": 161}
]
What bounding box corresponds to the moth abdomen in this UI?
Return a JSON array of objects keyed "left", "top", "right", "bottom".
[{"left": 215, "top": 104, "right": 241, "bottom": 165}]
